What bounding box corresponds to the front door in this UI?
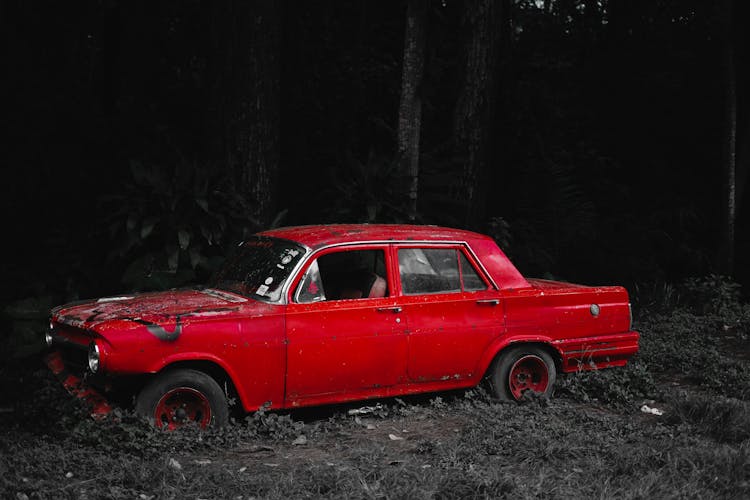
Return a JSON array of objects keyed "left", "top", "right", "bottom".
[{"left": 285, "top": 246, "right": 407, "bottom": 404}]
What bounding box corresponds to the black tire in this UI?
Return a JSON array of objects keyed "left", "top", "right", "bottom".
[
  {"left": 135, "top": 368, "right": 229, "bottom": 429},
  {"left": 489, "top": 346, "right": 557, "bottom": 401}
]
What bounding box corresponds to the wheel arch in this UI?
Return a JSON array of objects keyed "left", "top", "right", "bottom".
[
  {"left": 153, "top": 358, "right": 246, "bottom": 414},
  {"left": 479, "top": 338, "right": 563, "bottom": 380}
]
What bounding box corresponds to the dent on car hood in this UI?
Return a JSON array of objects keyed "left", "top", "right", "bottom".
[{"left": 51, "top": 288, "right": 261, "bottom": 332}]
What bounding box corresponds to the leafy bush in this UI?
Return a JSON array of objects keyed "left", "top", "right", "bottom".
[
  {"left": 324, "top": 150, "right": 407, "bottom": 223},
  {"left": 631, "top": 281, "right": 681, "bottom": 313},
  {"left": 242, "top": 404, "right": 306, "bottom": 440},
  {"left": 679, "top": 274, "right": 743, "bottom": 316},
  {"left": 103, "top": 161, "right": 260, "bottom": 290},
  {"left": 562, "top": 275, "right": 750, "bottom": 405},
  {"left": 558, "top": 361, "right": 657, "bottom": 406},
  {"left": 2, "top": 296, "right": 54, "bottom": 358}
]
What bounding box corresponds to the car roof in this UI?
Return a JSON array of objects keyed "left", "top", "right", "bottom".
[{"left": 258, "top": 224, "right": 492, "bottom": 250}]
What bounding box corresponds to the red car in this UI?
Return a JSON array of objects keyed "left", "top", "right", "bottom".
[{"left": 46, "top": 224, "right": 639, "bottom": 429}]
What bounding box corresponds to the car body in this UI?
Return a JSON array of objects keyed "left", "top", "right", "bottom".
[{"left": 46, "top": 224, "right": 639, "bottom": 428}]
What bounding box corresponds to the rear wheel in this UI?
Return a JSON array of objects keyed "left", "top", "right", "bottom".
[
  {"left": 135, "top": 369, "right": 228, "bottom": 430},
  {"left": 489, "top": 346, "right": 556, "bottom": 401}
]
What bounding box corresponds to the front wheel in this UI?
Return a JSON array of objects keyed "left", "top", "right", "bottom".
[
  {"left": 135, "top": 369, "right": 229, "bottom": 430},
  {"left": 489, "top": 346, "right": 556, "bottom": 401}
]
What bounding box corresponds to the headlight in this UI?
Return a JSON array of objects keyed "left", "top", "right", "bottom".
[
  {"left": 88, "top": 342, "right": 101, "bottom": 373},
  {"left": 45, "top": 321, "right": 55, "bottom": 347}
]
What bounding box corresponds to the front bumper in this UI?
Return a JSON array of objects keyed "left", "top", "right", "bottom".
[{"left": 44, "top": 351, "right": 112, "bottom": 419}]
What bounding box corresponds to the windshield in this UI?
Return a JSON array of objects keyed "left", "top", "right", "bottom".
[{"left": 210, "top": 237, "right": 306, "bottom": 302}]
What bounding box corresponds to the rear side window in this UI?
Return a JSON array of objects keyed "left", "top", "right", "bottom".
[
  {"left": 398, "top": 248, "right": 487, "bottom": 295},
  {"left": 398, "top": 248, "right": 459, "bottom": 294},
  {"left": 460, "top": 252, "right": 487, "bottom": 291}
]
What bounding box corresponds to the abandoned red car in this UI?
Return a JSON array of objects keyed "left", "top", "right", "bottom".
[{"left": 45, "top": 224, "right": 639, "bottom": 428}]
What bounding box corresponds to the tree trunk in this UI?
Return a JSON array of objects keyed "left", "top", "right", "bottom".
[
  {"left": 208, "top": 0, "right": 281, "bottom": 228},
  {"left": 737, "top": 124, "right": 749, "bottom": 211},
  {"left": 453, "top": 0, "right": 504, "bottom": 229},
  {"left": 719, "top": 0, "right": 736, "bottom": 276},
  {"left": 396, "top": 0, "right": 427, "bottom": 222}
]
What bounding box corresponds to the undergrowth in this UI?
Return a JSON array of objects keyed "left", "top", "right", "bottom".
[
  {"left": 560, "top": 275, "right": 750, "bottom": 405},
  {"left": 1, "top": 275, "right": 749, "bottom": 498}
]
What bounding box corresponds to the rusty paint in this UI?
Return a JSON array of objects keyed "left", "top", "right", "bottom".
[{"left": 131, "top": 316, "right": 183, "bottom": 341}]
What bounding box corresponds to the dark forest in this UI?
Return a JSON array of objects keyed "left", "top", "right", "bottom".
[
  {"left": 2, "top": 2, "right": 750, "bottom": 498},
  {"left": 4, "top": 0, "right": 749, "bottom": 302}
]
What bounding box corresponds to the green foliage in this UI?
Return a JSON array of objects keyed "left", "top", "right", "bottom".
[
  {"left": 3, "top": 335, "right": 750, "bottom": 499},
  {"left": 242, "top": 404, "right": 306, "bottom": 440},
  {"left": 563, "top": 275, "right": 750, "bottom": 405},
  {"left": 680, "top": 274, "right": 743, "bottom": 316},
  {"left": 558, "top": 361, "right": 657, "bottom": 406},
  {"left": 667, "top": 392, "right": 750, "bottom": 443},
  {"left": 485, "top": 216, "right": 512, "bottom": 252},
  {"left": 2, "top": 274, "right": 748, "bottom": 498},
  {"left": 639, "top": 308, "right": 750, "bottom": 400},
  {"left": 1, "top": 296, "right": 53, "bottom": 359},
  {"left": 632, "top": 281, "right": 681, "bottom": 312},
  {"left": 104, "top": 161, "right": 259, "bottom": 290},
  {"left": 325, "top": 150, "right": 408, "bottom": 223},
  {"left": 493, "top": 161, "right": 597, "bottom": 277}
]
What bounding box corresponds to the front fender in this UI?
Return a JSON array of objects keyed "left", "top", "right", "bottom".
[{"left": 144, "top": 352, "right": 253, "bottom": 412}]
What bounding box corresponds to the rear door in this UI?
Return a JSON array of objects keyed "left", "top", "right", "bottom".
[{"left": 395, "top": 245, "right": 503, "bottom": 383}]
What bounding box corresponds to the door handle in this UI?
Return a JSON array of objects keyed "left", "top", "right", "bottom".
[
  {"left": 476, "top": 299, "right": 499, "bottom": 306},
  {"left": 377, "top": 306, "right": 402, "bottom": 313}
]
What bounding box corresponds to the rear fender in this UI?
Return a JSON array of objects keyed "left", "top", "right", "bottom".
[{"left": 477, "top": 335, "right": 562, "bottom": 378}]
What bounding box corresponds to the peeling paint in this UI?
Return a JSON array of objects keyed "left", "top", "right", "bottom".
[
  {"left": 131, "top": 316, "right": 183, "bottom": 341},
  {"left": 198, "top": 288, "right": 248, "bottom": 303},
  {"left": 96, "top": 296, "right": 134, "bottom": 303}
]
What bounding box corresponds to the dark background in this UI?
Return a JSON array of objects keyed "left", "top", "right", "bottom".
[{"left": 3, "top": 0, "right": 749, "bottom": 304}]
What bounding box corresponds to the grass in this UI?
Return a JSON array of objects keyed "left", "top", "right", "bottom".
[
  {"left": 1, "top": 277, "right": 749, "bottom": 499},
  {"left": 2, "top": 385, "right": 748, "bottom": 499}
]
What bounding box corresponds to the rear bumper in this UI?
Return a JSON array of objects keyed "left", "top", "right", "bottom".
[
  {"left": 553, "top": 331, "right": 640, "bottom": 372},
  {"left": 44, "top": 351, "right": 112, "bottom": 418}
]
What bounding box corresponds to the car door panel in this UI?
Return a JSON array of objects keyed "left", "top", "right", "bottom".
[
  {"left": 284, "top": 245, "right": 407, "bottom": 404},
  {"left": 394, "top": 246, "right": 504, "bottom": 383}
]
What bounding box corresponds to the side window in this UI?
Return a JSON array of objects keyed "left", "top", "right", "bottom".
[
  {"left": 295, "top": 249, "right": 388, "bottom": 303},
  {"left": 459, "top": 252, "right": 487, "bottom": 291},
  {"left": 398, "top": 248, "right": 460, "bottom": 294},
  {"left": 296, "top": 260, "right": 326, "bottom": 303}
]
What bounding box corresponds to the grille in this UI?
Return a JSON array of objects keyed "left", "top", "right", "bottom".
[{"left": 57, "top": 344, "right": 89, "bottom": 375}]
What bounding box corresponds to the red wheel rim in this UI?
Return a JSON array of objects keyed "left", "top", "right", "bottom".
[
  {"left": 508, "top": 355, "right": 549, "bottom": 400},
  {"left": 154, "top": 387, "right": 212, "bottom": 430}
]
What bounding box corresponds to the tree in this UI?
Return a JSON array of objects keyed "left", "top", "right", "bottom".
[
  {"left": 718, "top": 0, "right": 736, "bottom": 276},
  {"left": 734, "top": 1, "right": 749, "bottom": 230},
  {"left": 453, "top": 0, "right": 505, "bottom": 229},
  {"left": 396, "top": 0, "right": 428, "bottom": 221},
  {"left": 208, "top": 0, "right": 281, "bottom": 228}
]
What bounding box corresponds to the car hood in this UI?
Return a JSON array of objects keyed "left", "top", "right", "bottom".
[{"left": 51, "top": 288, "right": 258, "bottom": 330}]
